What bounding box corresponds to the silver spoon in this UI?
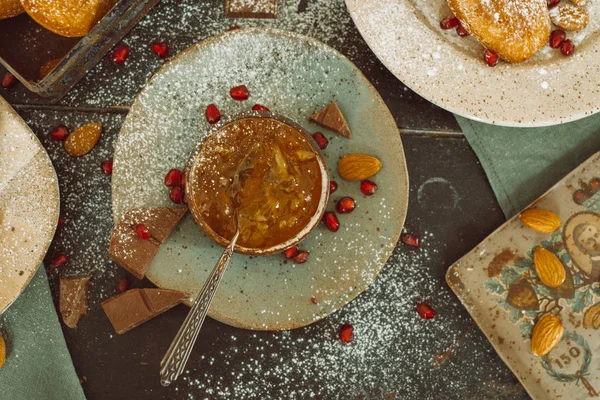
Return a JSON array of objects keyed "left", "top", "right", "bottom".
[{"left": 159, "top": 154, "right": 252, "bottom": 387}]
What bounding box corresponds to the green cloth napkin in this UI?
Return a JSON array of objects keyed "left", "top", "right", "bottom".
[
  {"left": 457, "top": 114, "right": 600, "bottom": 217},
  {"left": 0, "top": 267, "right": 86, "bottom": 400}
]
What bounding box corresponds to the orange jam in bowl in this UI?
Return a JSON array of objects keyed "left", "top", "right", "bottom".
[{"left": 186, "top": 113, "right": 329, "bottom": 254}]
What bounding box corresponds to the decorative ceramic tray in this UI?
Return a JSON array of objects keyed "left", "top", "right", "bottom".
[
  {"left": 447, "top": 152, "right": 600, "bottom": 399},
  {"left": 345, "top": 0, "right": 600, "bottom": 127},
  {"left": 112, "top": 28, "right": 409, "bottom": 330},
  {"left": 0, "top": 95, "right": 59, "bottom": 313}
]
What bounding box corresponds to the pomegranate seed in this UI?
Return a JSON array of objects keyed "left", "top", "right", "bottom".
[
  {"left": 135, "top": 224, "right": 151, "bottom": 240},
  {"left": 339, "top": 323, "right": 353, "bottom": 343},
  {"left": 590, "top": 178, "right": 600, "bottom": 191},
  {"left": 322, "top": 211, "right": 340, "bottom": 232},
  {"left": 336, "top": 197, "right": 356, "bottom": 214},
  {"left": 547, "top": 0, "right": 560, "bottom": 7},
  {"left": 118, "top": 277, "right": 129, "bottom": 293},
  {"left": 164, "top": 168, "right": 183, "bottom": 188},
  {"left": 560, "top": 39, "right": 574, "bottom": 56},
  {"left": 170, "top": 186, "right": 183, "bottom": 204},
  {"left": 293, "top": 250, "right": 309, "bottom": 264},
  {"left": 312, "top": 132, "right": 329, "bottom": 149},
  {"left": 456, "top": 23, "right": 469, "bottom": 37},
  {"left": 401, "top": 232, "right": 421, "bottom": 247},
  {"left": 360, "top": 180, "right": 378, "bottom": 195},
  {"left": 1, "top": 72, "right": 17, "bottom": 88},
  {"left": 416, "top": 303, "right": 435, "bottom": 319},
  {"left": 549, "top": 30, "right": 566, "bottom": 49},
  {"left": 205, "top": 104, "right": 221, "bottom": 124},
  {"left": 49, "top": 254, "right": 67, "bottom": 269},
  {"left": 311, "top": 297, "right": 318, "bottom": 304},
  {"left": 230, "top": 85, "right": 249, "bottom": 101},
  {"left": 57, "top": 217, "right": 65, "bottom": 228},
  {"left": 329, "top": 181, "right": 338, "bottom": 194},
  {"left": 100, "top": 160, "right": 113, "bottom": 176},
  {"left": 484, "top": 49, "right": 499, "bottom": 67},
  {"left": 252, "top": 104, "right": 270, "bottom": 112},
  {"left": 50, "top": 125, "right": 69, "bottom": 141},
  {"left": 111, "top": 45, "right": 130, "bottom": 65},
  {"left": 230, "top": 25, "right": 241, "bottom": 31},
  {"left": 284, "top": 246, "right": 299, "bottom": 259},
  {"left": 151, "top": 42, "right": 169, "bottom": 58},
  {"left": 440, "top": 16, "right": 459, "bottom": 30}
]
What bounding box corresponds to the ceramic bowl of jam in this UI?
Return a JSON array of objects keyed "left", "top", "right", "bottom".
[{"left": 186, "top": 111, "right": 330, "bottom": 255}]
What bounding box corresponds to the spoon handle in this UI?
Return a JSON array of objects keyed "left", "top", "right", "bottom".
[{"left": 160, "top": 229, "right": 240, "bottom": 387}]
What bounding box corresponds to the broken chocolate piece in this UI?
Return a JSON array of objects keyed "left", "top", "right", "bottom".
[
  {"left": 308, "top": 102, "right": 352, "bottom": 139},
  {"left": 109, "top": 207, "right": 187, "bottom": 279},
  {"left": 59, "top": 275, "right": 91, "bottom": 328},
  {"left": 101, "top": 288, "right": 187, "bottom": 334},
  {"left": 225, "top": 0, "right": 277, "bottom": 19}
]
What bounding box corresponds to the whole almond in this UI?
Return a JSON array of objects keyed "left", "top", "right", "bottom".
[
  {"left": 534, "top": 247, "right": 566, "bottom": 288},
  {"left": 519, "top": 209, "right": 561, "bottom": 233},
  {"left": 0, "top": 334, "right": 5, "bottom": 369},
  {"left": 531, "top": 314, "right": 564, "bottom": 356},
  {"left": 64, "top": 122, "right": 102, "bottom": 157},
  {"left": 338, "top": 154, "right": 382, "bottom": 181},
  {"left": 550, "top": 4, "right": 589, "bottom": 31}
]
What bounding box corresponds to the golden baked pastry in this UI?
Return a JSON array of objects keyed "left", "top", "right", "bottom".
[
  {"left": 20, "top": 0, "right": 118, "bottom": 37},
  {"left": 0, "top": 0, "right": 24, "bottom": 19},
  {"left": 447, "top": 0, "right": 551, "bottom": 63}
]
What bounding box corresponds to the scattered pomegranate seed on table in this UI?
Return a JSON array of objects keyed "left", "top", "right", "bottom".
[
  {"left": 230, "top": 85, "right": 249, "bottom": 100},
  {"left": 329, "top": 181, "right": 338, "bottom": 194},
  {"left": 416, "top": 303, "right": 436, "bottom": 319},
  {"left": 111, "top": 45, "right": 130, "bottom": 65},
  {"left": 401, "top": 233, "right": 421, "bottom": 247},
  {"left": 336, "top": 197, "right": 356, "bottom": 214},
  {"left": 484, "top": 49, "right": 499, "bottom": 67},
  {"left": 549, "top": 30, "right": 566, "bottom": 49},
  {"left": 339, "top": 323, "right": 354, "bottom": 343},
  {"left": 170, "top": 186, "right": 183, "bottom": 204},
  {"left": 284, "top": 246, "right": 299, "bottom": 259},
  {"left": 135, "top": 224, "right": 151, "bottom": 240},
  {"left": 49, "top": 254, "right": 68, "bottom": 269},
  {"left": 164, "top": 168, "right": 183, "bottom": 188},
  {"left": 100, "top": 160, "right": 113, "bottom": 176},
  {"left": 456, "top": 24, "right": 469, "bottom": 37},
  {"left": 205, "top": 104, "right": 221, "bottom": 124},
  {"left": 151, "top": 42, "right": 169, "bottom": 58},
  {"left": 311, "top": 297, "right": 318, "bottom": 304},
  {"left": 1, "top": 72, "right": 16, "bottom": 88},
  {"left": 50, "top": 125, "right": 69, "bottom": 141},
  {"left": 360, "top": 180, "right": 378, "bottom": 195},
  {"left": 440, "top": 16, "right": 459, "bottom": 30},
  {"left": 252, "top": 104, "right": 270, "bottom": 112},
  {"left": 57, "top": 217, "right": 65, "bottom": 228},
  {"left": 322, "top": 211, "right": 340, "bottom": 232},
  {"left": 118, "top": 277, "right": 129, "bottom": 293},
  {"left": 560, "top": 39, "right": 574, "bottom": 56},
  {"left": 229, "top": 25, "right": 241, "bottom": 31},
  {"left": 547, "top": 0, "right": 560, "bottom": 7},
  {"left": 293, "top": 250, "right": 309, "bottom": 264},
  {"left": 312, "top": 132, "right": 329, "bottom": 149}
]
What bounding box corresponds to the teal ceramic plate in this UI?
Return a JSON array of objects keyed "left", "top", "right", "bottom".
[{"left": 112, "top": 28, "right": 408, "bottom": 330}]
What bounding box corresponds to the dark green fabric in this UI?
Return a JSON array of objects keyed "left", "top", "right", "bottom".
[
  {"left": 457, "top": 114, "right": 600, "bottom": 217},
  {"left": 0, "top": 267, "right": 86, "bottom": 400}
]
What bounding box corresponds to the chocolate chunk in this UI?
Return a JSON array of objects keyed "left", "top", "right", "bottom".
[
  {"left": 101, "top": 288, "right": 187, "bottom": 334},
  {"left": 308, "top": 102, "right": 352, "bottom": 139},
  {"left": 225, "top": 0, "right": 278, "bottom": 19},
  {"left": 109, "top": 207, "right": 187, "bottom": 279},
  {"left": 59, "top": 275, "right": 91, "bottom": 328}
]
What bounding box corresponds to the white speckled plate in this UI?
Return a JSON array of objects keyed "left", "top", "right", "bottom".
[
  {"left": 0, "top": 96, "right": 59, "bottom": 313},
  {"left": 346, "top": 0, "right": 600, "bottom": 127},
  {"left": 112, "top": 28, "right": 408, "bottom": 330}
]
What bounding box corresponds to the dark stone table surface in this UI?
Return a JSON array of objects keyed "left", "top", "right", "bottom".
[{"left": 1, "top": 0, "right": 530, "bottom": 399}]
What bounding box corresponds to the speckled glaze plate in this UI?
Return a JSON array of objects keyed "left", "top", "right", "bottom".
[
  {"left": 346, "top": 0, "right": 600, "bottom": 127},
  {"left": 0, "top": 96, "right": 59, "bottom": 313},
  {"left": 112, "top": 28, "right": 409, "bottom": 330},
  {"left": 447, "top": 152, "right": 600, "bottom": 399}
]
